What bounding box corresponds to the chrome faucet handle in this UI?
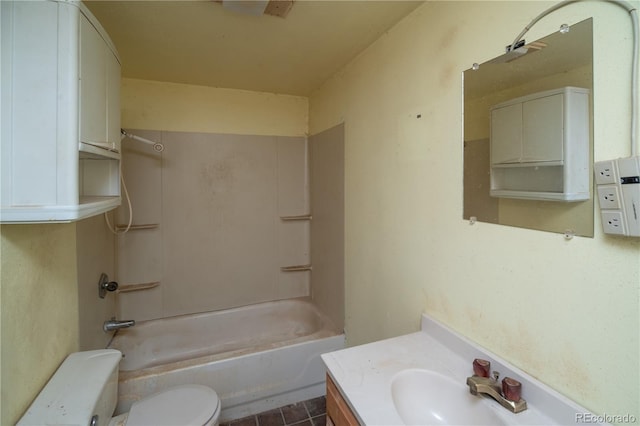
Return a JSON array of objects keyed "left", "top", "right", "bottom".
[{"left": 98, "top": 273, "right": 118, "bottom": 298}]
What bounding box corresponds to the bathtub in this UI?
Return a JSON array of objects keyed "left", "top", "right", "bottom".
[{"left": 108, "top": 298, "right": 344, "bottom": 422}]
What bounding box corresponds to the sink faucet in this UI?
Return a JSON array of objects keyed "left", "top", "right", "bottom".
[
  {"left": 103, "top": 318, "right": 135, "bottom": 332},
  {"left": 466, "top": 359, "right": 527, "bottom": 413}
]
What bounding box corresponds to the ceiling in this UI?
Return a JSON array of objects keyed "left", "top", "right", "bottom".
[{"left": 85, "top": 0, "right": 423, "bottom": 96}]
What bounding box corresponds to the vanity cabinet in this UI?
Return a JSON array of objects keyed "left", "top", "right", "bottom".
[
  {"left": 1, "top": 0, "right": 121, "bottom": 222},
  {"left": 489, "top": 87, "right": 590, "bottom": 201},
  {"left": 326, "top": 374, "right": 360, "bottom": 426}
]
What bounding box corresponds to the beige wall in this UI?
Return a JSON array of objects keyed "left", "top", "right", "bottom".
[
  {"left": 116, "top": 131, "right": 310, "bottom": 320},
  {"left": 0, "top": 224, "right": 79, "bottom": 425},
  {"left": 309, "top": 124, "right": 345, "bottom": 331},
  {"left": 122, "top": 78, "right": 308, "bottom": 137},
  {"left": 310, "top": 0, "right": 639, "bottom": 420},
  {"left": 118, "top": 81, "right": 311, "bottom": 319},
  {"left": 77, "top": 215, "right": 117, "bottom": 350},
  {"left": 0, "top": 218, "right": 116, "bottom": 424}
]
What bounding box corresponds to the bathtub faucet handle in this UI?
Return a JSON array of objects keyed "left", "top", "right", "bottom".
[{"left": 98, "top": 273, "right": 118, "bottom": 299}]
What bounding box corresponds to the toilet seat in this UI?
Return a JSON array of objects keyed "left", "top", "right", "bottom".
[{"left": 126, "top": 385, "right": 220, "bottom": 426}]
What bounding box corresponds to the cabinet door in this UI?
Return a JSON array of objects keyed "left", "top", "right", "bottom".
[
  {"left": 79, "top": 15, "right": 109, "bottom": 149},
  {"left": 490, "top": 103, "right": 522, "bottom": 164},
  {"left": 522, "top": 93, "right": 563, "bottom": 162},
  {"left": 326, "top": 375, "right": 360, "bottom": 426},
  {"left": 107, "top": 49, "right": 121, "bottom": 152}
]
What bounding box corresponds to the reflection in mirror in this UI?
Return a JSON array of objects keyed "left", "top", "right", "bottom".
[{"left": 463, "top": 19, "right": 594, "bottom": 237}]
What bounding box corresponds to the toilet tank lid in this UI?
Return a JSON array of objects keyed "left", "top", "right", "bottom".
[{"left": 17, "top": 349, "right": 122, "bottom": 425}]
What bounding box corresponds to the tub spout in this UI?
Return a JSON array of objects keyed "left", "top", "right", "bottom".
[{"left": 103, "top": 318, "right": 135, "bottom": 332}]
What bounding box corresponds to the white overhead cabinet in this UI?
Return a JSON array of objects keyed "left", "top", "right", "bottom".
[
  {"left": 489, "top": 87, "right": 591, "bottom": 201},
  {"left": 1, "top": 0, "right": 121, "bottom": 223},
  {"left": 80, "top": 13, "right": 121, "bottom": 152}
]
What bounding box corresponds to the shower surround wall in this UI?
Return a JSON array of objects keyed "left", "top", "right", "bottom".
[
  {"left": 116, "top": 130, "right": 311, "bottom": 320},
  {"left": 309, "top": 124, "right": 345, "bottom": 332}
]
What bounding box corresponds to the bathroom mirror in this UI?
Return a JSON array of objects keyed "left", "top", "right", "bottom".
[{"left": 463, "top": 18, "right": 594, "bottom": 237}]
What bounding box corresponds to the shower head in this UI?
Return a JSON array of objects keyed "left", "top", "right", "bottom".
[{"left": 121, "top": 129, "right": 165, "bottom": 152}]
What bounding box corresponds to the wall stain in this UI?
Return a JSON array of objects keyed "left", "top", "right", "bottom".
[
  {"left": 439, "top": 62, "right": 455, "bottom": 88},
  {"left": 424, "top": 289, "right": 453, "bottom": 323},
  {"left": 464, "top": 316, "right": 596, "bottom": 405},
  {"left": 435, "top": 24, "right": 459, "bottom": 89},
  {"left": 438, "top": 25, "right": 459, "bottom": 51},
  {"left": 554, "top": 344, "right": 595, "bottom": 402},
  {"left": 198, "top": 160, "right": 234, "bottom": 201}
]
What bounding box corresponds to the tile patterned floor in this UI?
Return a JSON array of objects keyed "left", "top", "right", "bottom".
[{"left": 221, "top": 396, "right": 326, "bottom": 426}]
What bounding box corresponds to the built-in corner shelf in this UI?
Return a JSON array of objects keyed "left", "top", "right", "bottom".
[
  {"left": 280, "top": 215, "right": 312, "bottom": 221},
  {"left": 280, "top": 265, "right": 313, "bottom": 272},
  {"left": 115, "top": 223, "right": 159, "bottom": 231},
  {"left": 117, "top": 281, "right": 160, "bottom": 293}
]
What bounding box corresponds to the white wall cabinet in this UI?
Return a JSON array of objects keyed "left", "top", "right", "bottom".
[
  {"left": 490, "top": 87, "right": 590, "bottom": 201},
  {"left": 80, "top": 14, "right": 121, "bottom": 152},
  {"left": 1, "top": 0, "right": 121, "bottom": 222}
]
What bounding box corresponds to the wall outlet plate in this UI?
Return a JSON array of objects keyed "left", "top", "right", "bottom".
[
  {"left": 596, "top": 185, "right": 622, "bottom": 209},
  {"left": 601, "top": 211, "right": 627, "bottom": 235},
  {"left": 594, "top": 160, "right": 616, "bottom": 184},
  {"left": 594, "top": 156, "right": 640, "bottom": 237}
]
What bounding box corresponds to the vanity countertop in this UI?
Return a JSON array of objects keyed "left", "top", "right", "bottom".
[{"left": 321, "top": 314, "right": 605, "bottom": 425}]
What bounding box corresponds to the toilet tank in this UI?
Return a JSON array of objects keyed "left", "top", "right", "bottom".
[{"left": 18, "top": 349, "right": 122, "bottom": 426}]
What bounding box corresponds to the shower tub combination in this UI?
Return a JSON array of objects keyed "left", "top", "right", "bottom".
[{"left": 108, "top": 298, "right": 344, "bottom": 422}]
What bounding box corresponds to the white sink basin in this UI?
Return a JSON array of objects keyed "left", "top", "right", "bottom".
[{"left": 391, "top": 368, "right": 506, "bottom": 425}]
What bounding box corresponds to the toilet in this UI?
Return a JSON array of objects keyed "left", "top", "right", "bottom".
[{"left": 17, "top": 349, "right": 221, "bottom": 426}]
